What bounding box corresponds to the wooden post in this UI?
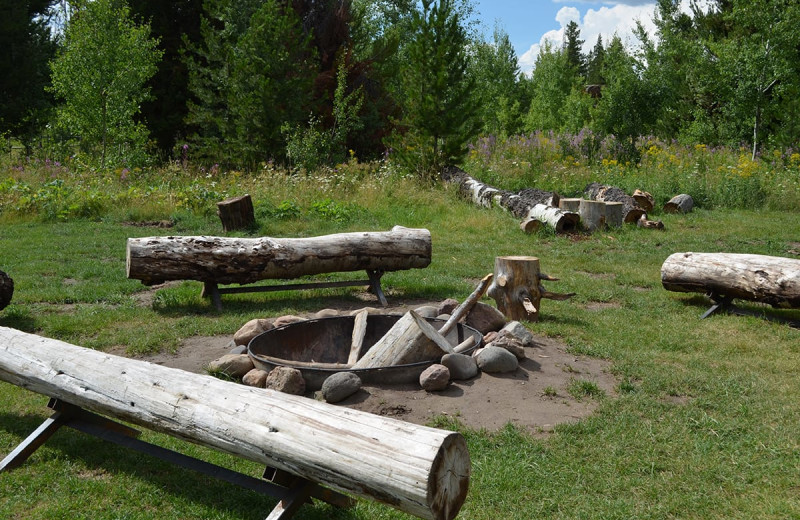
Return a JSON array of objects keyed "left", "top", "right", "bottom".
[
  {"left": 217, "top": 194, "right": 255, "bottom": 232},
  {"left": 486, "top": 256, "right": 574, "bottom": 322},
  {"left": 0, "top": 327, "right": 470, "bottom": 520},
  {"left": 579, "top": 199, "right": 606, "bottom": 231}
]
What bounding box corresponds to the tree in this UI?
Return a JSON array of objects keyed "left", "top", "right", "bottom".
[
  {"left": 0, "top": 0, "right": 57, "bottom": 149},
  {"left": 524, "top": 42, "right": 575, "bottom": 132},
  {"left": 585, "top": 35, "right": 605, "bottom": 86},
  {"left": 391, "top": 0, "right": 478, "bottom": 180},
  {"left": 49, "top": 0, "right": 162, "bottom": 168},
  {"left": 563, "top": 20, "right": 586, "bottom": 78}
]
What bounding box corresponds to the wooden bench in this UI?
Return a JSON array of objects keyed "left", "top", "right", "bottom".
[{"left": 126, "top": 227, "right": 432, "bottom": 310}]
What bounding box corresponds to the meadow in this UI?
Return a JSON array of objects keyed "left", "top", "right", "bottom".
[{"left": 1, "top": 135, "right": 799, "bottom": 519}]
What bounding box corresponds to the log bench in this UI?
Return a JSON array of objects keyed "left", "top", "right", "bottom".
[
  {"left": 661, "top": 252, "right": 800, "bottom": 323},
  {"left": 126, "top": 227, "right": 432, "bottom": 310},
  {"left": 0, "top": 327, "right": 470, "bottom": 520}
]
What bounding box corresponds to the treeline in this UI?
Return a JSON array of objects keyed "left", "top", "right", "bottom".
[{"left": 2, "top": 0, "right": 800, "bottom": 175}]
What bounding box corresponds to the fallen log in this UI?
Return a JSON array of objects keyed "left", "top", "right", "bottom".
[
  {"left": 522, "top": 204, "right": 579, "bottom": 233},
  {"left": 664, "top": 194, "right": 694, "bottom": 214},
  {"left": 661, "top": 252, "right": 800, "bottom": 308},
  {"left": 0, "top": 327, "right": 469, "bottom": 520},
  {"left": 584, "top": 183, "right": 646, "bottom": 223},
  {"left": 487, "top": 256, "right": 574, "bottom": 321},
  {"left": 126, "top": 226, "right": 431, "bottom": 286},
  {"left": 632, "top": 189, "right": 654, "bottom": 213}
]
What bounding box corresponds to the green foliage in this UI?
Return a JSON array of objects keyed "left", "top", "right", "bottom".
[
  {"left": 49, "top": 0, "right": 162, "bottom": 168},
  {"left": 524, "top": 42, "right": 578, "bottom": 133},
  {"left": 390, "top": 0, "right": 479, "bottom": 181}
]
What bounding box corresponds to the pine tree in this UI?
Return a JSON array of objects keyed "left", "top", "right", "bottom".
[
  {"left": 585, "top": 35, "right": 605, "bottom": 86},
  {"left": 563, "top": 20, "right": 586, "bottom": 78}
]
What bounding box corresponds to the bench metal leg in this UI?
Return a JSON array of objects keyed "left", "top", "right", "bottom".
[
  {"left": 700, "top": 293, "right": 734, "bottom": 319},
  {"left": 367, "top": 270, "right": 388, "bottom": 307}
]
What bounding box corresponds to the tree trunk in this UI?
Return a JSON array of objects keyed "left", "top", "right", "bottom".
[
  {"left": 0, "top": 327, "right": 469, "bottom": 520},
  {"left": 579, "top": 199, "right": 606, "bottom": 231},
  {"left": 663, "top": 194, "right": 694, "bottom": 214},
  {"left": 126, "top": 227, "right": 432, "bottom": 286},
  {"left": 0, "top": 270, "right": 13, "bottom": 310},
  {"left": 661, "top": 252, "right": 800, "bottom": 308},
  {"left": 487, "top": 256, "right": 574, "bottom": 322},
  {"left": 217, "top": 194, "right": 255, "bottom": 232},
  {"left": 584, "top": 183, "right": 646, "bottom": 223},
  {"left": 605, "top": 202, "right": 624, "bottom": 227},
  {"left": 523, "top": 204, "right": 579, "bottom": 233}
]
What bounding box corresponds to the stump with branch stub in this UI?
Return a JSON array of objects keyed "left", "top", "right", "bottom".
[{"left": 487, "top": 256, "right": 574, "bottom": 322}]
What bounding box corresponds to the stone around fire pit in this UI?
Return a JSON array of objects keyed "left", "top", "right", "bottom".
[
  {"left": 265, "top": 366, "right": 305, "bottom": 395},
  {"left": 466, "top": 302, "right": 507, "bottom": 334},
  {"left": 321, "top": 371, "right": 362, "bottom": 403},
  {"left": 234, "top": 318, "right": 274, "bottom": 346},
  {"left": 501, "top": 321, "right": 536, "bottom": 348},
  {"left": 273, "top": 315, "right": 306, "bottom": 328},
  {"left": 207, "top": 353, "right": 254, "bottom": 378},
  {"left": 420, "top": 364, "right": 450, "bottom": 391},
  {"left": 441, "top": 353, "right": 478, "bottom": 380},
  {"left": 488, "top": 334, "right": 526, "bottom": 360},
  {"left": 475, "top": 346, "right": 519, "bottom": 373},
  {"left": 242, "top": 368, "right": 269, "bottom": 387}
]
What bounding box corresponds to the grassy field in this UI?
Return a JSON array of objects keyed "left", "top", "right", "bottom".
[{"left": 1, "top": 161, "right": 799, "bottom": 519}]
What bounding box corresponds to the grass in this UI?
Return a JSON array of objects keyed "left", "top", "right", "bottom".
[{"left": 1, "top": 154, "right": 800, "bottom": 518}]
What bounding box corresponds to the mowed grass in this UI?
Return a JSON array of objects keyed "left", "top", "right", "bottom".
[{"left": 1, "top": 172, "right": 800, "bottom": 519}]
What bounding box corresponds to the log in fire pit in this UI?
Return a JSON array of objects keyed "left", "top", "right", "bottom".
[{"left": 248, "top": 315, "right": 483, "bottom": 390}]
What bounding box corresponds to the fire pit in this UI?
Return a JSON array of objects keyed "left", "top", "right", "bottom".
[{"left": 248, "top": 314, "right": 483, "bottom": 390}]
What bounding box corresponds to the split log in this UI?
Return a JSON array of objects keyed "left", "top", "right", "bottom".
[
  {"left": 523, "top": 204, "right": 579, "bottom": 233},
  {"left": 487, "top": 256, "right": 574, "bottom": 322},
  {"left": 217, "top": 194, "right": 255, "bottom": 232},
  {"left": 352, "top": 310, "right": 454, "bottom": 369},
  {"left": 441, "top": 167, "right": 569, "bottom": 231},
  {"left": 605, "top": 202, "right": 624, "bottom": 227},
  {"left": 439, "top": 274, "right": 493, "bottom": 337},
  {"left": 126, "top": 227, "right": 431, "bottom": 286},
  {"left": 348, "top": 309, "right": 369, "bottom": 364},
  {"left": 0, "top": 327, "right": 469, "bottom": 520},
  {"left": 584, "top": 183, "right": 646, "bottom": 223},
  {"left": 661, "top": 252, "right": 800, "bottom": 308},
  {"left": 579, "top": 199, "right": 606, "bottom": 231},
  {"left": 664, "top": 194, "right": 694, "bottom": 214},
  {"left": 0, "top": 270, "right": 12, "bottom": 310},
  {"left": 632, "top": 189, "right": 654, "bottom": 213}
]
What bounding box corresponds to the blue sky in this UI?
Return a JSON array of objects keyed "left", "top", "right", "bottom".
[{"left": 472, "top": 1, "right": 667, "bottom": 74}]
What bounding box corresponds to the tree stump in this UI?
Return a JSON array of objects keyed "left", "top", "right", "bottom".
[
  {"left": 487, "top": 256, "right": 574, "bottom": 322},
  {"left": 558, "top": 198, "right": 582, "bottom": 212},
  {"left": 217, "top": 194, "right": 255, "bottom": 232},
  {"left": 605, "top": 202, "right": 624, "bottom": 227},
  {"left": 664, "top": 194, "right": 694, "bottom": 214},
  {"left": 0, "top": 270, "right": 13, "bottom": 310},
  {"left": 579, "top": 199, "right": 606, "bottom": 231}
]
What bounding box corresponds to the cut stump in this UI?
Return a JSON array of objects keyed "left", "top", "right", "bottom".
[
  {"left": 487, "top": 256, "right": 574, "bottom": 322},
  {"left": 217, "top": 194, "right": 255, "bottom": 232}
]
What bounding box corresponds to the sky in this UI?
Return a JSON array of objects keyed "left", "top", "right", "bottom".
[{"left": 472, "top": 0, "right": 667, "bottom": 75}]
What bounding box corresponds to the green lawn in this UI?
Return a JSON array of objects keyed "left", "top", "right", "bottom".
[{"left": 1, "top": 195, "right": 799, "bottom": 519}]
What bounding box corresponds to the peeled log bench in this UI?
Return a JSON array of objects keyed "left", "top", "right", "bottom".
[
  {"left": 0, "top": 327, "right": 469, "bottom": 520},
  {"left": 661, "top": 252, "right": 800, "bottom": 312},
  {"left": 126, "top": 227, "right": 432, "bottom": 308}
]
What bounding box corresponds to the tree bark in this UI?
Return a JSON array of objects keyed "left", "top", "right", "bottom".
[
  {"left": 524, "top": 204, "right": 579, "bottom": 233},
  {"left": 661, "top": 252, "right": 800, "bottom": 308},
  {"left": 663, "top": 194, "right": 694, "bottom": 214},
  {"left": 0, "top": 270, "right": 13, "bottom": 310},
  {"left": 217, "top": 194, "right": 255, "bottom": 232},
  {"left": 126, "top": 227, "right": 432, "bottom": 286},
  {"left": 487, "top": 256, "right": 574, "bottom": 322},
  {"left": 0, "top": 327, "right": 469, "bottom": 520},
  {"left": 584, "top": 183, "right": 646, "bottom": 223}
]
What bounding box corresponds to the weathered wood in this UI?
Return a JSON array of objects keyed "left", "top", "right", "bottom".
[
  {"left": 0, "top": 327, "right": 470, "bottom": 520},
  {"left": 558, "top": 198, "right": 582, "bottom": 213},
  {"left": 637, "top": 215, "right": 665, "bottom": 230},
  {"left": 352, "top": 311, "right": 455, "bottom": 369},
  {"left": 632, "top": 189, "right": 654, "bottom": 213},
  {"left": 126, "top": 227, "right": 432, "bottom": 286},
  {"left": 519, "top": 218, "right": 542, "bottom": 234},
  {"left": 348, "top": 309, "right": 369, "bottom": 365},
  {"left": 217, "top": 194, "right": 255, "bottom": 232},
  {"left": 487, "top": 256, "right": 574, "bottom": 322},
  {"left": 524, "top": 204, "right": 580, "bottom": 233},
  {"left": 584, "top": 183, "right": 646, "bottom": 223},
  {"left": 0, "top": 270, "right": 13, "bottom": 310},
  {"left": 439, "top": 274, "right": 493, "bottom": 337},
  {"left": 661, "top": 253, "right": 800, "bottom": 308},
  {"left": 664, "top": 194, "right": 694, "bottom": 214},
  {"left": 605, "top": 202, "right": 624, "bottom": 227},
  {"left": 579, "top": 199, "right": 606, "bottom": 231}
]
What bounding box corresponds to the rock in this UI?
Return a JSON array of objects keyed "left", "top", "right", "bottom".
[
  {"left": 500, "top": 321, "right": 536, "bottom": 348},
  {"left": 466, "top": 302, "right": 507, "bottom": 334},
  {"left": 233, "top": 318, "right": 274, "bottom": 346},
  {"left": 207, "top": 354, "right": 255, "bottom": 378},
  {"left": 419, "top": 364, "right": 450, "bottom": 391},
  {"left": 313, "top": 308, "right": 339, "bottom": 319},
  {"left": 242, "top": 368, "right": 269, "bottom": 388},
  {"left": 441, "top": 353, "right": 479, "bottom": 380},
  {"left": 229, "top": 344, "right": 247, "bottom": 355},
  {"left": 413, "top": 305, "right": 439, "bottom": 318},
  {"left": 475, "top": 346, "right": 518, "bottom": 373},
  {"left": 483, "top": 331, "right": 498, "bottom": 344},
  {"left": 321, "top": 372, "right": 362, "bottom": 403},
  {"left": 437, "top": 299, "right": 459, "bottom": 315},
  {"left": 488, "top": 334, "right": 526, "bottom": 360},
  {"left": 273, "top": 315, "right": 305, "bottom": 328},
  {"left": 265, "top": 366, "right": 306, "bottom": 395}
]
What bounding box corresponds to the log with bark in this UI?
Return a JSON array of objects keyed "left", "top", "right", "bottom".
[
  {"left": 0, "top": 270, "right": 12, "bottom": 310},
  {"left": 487, "top": 256, "right": 574, "bottom": 321},
  {"left": 632, "top": 189, "right": 654, "bottom": 213},
  {"left": 217, "top": 194, "right": 255, "bottom": 232},
  {"left": 663, "top": 194, "right": 694, "bottom": 214},
  {"left": 584, "top": 183, "right": 646, "bottom": 223},
  {"left": 661, "top": 252, "right": 800, "bottom": 308},
  {"left": 126, "top": 226, "right": 432, "bottom": 286},
  {"left": 520, "top": 204, "right": 580, "bottom": 234},
  {"left": 441, "top": 167, "right": 574, "bottom": 232},
  {"left": 0, "top": 327, "right": 470, "bottom": 520}
]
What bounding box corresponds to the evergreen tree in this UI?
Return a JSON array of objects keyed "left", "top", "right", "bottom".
[
  {"left": 563, "top": 20, "right": 586, "bottom": 78},
  {"left": 392, "top": 0, "right": 478, "bottom": 180},
  {"left": 0, "top": 0, "right": 57, "bottom": 149},
  {"left": 49, "top": 0, "right": 162, "bottom": 167},
  {"left": 585, "top": 35, "right": 605, "bottom": 86}
]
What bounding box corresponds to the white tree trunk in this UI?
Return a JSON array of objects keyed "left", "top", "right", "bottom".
[
  {"left": 126, "top": 227, "right": 432, "bottom": 285},
  {"left": 525, "top": 204, "right": 580, "bottom": 233},
  {"left": 0, "top": 327, "right": 469, "bottom": 520},
  {"left": 661, "top": 253, "right": 800, "bottom": 308}
]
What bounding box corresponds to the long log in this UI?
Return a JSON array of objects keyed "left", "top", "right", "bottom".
[
  {"left": 0, "top": 327, "right": 469, "bottom": 520},
  {"left": 661, "top": 252, "right": 800, "bottom": 308},
  {"left": 126, "top": 226, "right": 432, "bottom": 286}
]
